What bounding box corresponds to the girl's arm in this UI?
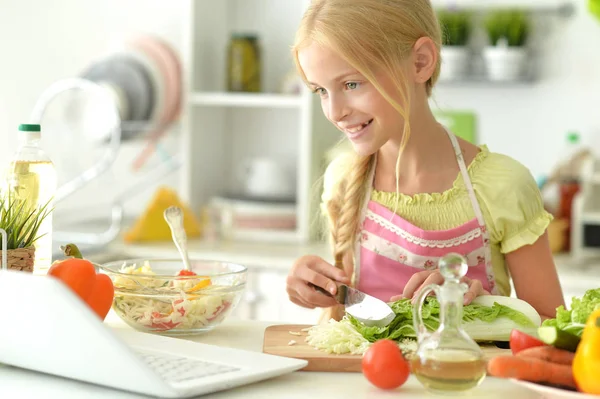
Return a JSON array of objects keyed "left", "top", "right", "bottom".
[{"left": 505, "top": 231, "right": 565, "bottom": 321}]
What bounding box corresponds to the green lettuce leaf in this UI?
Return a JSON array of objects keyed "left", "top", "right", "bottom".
[
  {"left": 542, "top": 288, "right": 600, "bottom": 337},
  {"left": 348, "top": 297, "right": 535, "bottom": 343}
]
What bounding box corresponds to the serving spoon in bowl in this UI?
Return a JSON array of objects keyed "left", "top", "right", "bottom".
[{"left": 163, "top": 206, "right": 192, "bottom": 272}]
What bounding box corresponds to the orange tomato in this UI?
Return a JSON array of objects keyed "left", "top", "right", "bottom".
[{"left": 362, "top": 339, "right": 410, "bottom": 390}]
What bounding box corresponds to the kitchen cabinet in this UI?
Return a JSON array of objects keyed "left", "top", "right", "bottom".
[{"left": 180, "top": 0, "right": 341, "bottom": 244}]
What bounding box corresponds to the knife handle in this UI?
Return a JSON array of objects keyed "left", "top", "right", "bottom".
[
  {"left": 309, "top": 282, "right": 331, "bottom": 296},
  {"left": 308, "top": 282, "right": 346, "bottom": 304}
]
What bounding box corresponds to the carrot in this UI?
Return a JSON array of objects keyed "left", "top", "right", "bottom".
[
  {"left": 487, "top": 355, "right": 577, "bottom": 389},
  {"left": 516, "top": 346, "right": 575, "bottom": 366}
]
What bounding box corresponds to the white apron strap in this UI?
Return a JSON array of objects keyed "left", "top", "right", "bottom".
[
  {"left": 446, "top": 132, "right": 486, "bottom": 227},
  {"left": 446, "top": 130, "right": 498, "bottom": 294}
]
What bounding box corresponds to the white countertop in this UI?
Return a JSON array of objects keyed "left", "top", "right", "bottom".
[{"left": 0, "top": 311, "right": 544, "bottom": 399}]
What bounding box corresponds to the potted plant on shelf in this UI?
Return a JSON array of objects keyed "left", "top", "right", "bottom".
[
  {"left": 0, "top": 191, "right": 52, "bottom": 273},
  {"left": 483, "top": 10, "right": 531, "bottom": 81},
  {"left": 437, "top": 10, "right": 473, "bottom": 82}
]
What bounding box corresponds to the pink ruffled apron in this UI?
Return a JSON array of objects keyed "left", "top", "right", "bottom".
[{"left": 354, "top": 130, "right": 499, "bottom": 301}]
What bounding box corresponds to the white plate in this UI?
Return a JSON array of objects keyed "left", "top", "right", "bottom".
[{"left": 511, "top": 379, "right": 600, "bottom": 398}]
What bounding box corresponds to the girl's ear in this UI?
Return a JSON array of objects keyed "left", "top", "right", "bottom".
[{"left": 411, "top": 36, "right": 438, "bottom": 84}]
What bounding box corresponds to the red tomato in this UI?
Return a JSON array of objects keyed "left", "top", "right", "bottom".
[
  {"left": 177, "top": 269, "right": 197, "bottom": 276},
  {"left": 509, "top": 329, "right": 546, "bottom": 355},
  {"left": 362, "top": 339, "right": 410, "bottom": 390}
]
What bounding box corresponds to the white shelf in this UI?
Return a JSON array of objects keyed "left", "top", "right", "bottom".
[
  {"left": 189, "top": 92, "right": 305, "bottom": 109},
  {"left": 586, "top": 174, "right": 600, "bottom": 184},
  {"left": 580, "top": 212, "right": 600, "bottom": 225},
  {"left": 432, "top": 0, "right": 573, "bottom": 13},
  {"left": 437, "top": 77, "right": 536, "bottom": 87}
]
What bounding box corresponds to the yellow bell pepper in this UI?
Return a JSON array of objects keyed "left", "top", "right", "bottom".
[
  {"left": 573, "top": 308, "right": 600, "bottom": 394},
  {"left": 185, "top": 278, "right": 212, "bottom": 293}
]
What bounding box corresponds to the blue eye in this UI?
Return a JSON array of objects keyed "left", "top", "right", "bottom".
[
  {"left": 345, "top": 82, "right": 360, "bottom": 90},
  {"left": 313, "top": 87, "right": 327, "bottom": 96}
]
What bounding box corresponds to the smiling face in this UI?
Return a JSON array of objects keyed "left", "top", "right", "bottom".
[{"left": 298, "top": 42, "right": 406, "bottom": 156}]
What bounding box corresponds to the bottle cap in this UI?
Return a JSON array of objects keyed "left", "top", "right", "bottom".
[
  {"left": 18, "top": 124, "right": 41, "bottom": 132},
  {"left": 439, "top": 252, "right": 468, "bottom": 282}
]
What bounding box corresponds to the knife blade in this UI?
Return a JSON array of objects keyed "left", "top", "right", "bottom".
[{"left": 310, "top": 283, "right": 396, "bottom": 327}]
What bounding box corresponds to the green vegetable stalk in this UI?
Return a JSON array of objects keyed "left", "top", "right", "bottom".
[{"left": 60, "top": 243, "right": 83, "bottom": 259}]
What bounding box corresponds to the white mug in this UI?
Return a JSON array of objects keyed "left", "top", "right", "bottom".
[{"left": 242, "top": 158, "right": 295, "bottom": 199}]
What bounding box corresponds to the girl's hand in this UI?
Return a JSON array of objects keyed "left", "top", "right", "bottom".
[
  {"left": 389, "top": 269, "right": 490, "bottom": 305},
  {"left": 286, "top": 255, "right": 351, "bottom": 309}
]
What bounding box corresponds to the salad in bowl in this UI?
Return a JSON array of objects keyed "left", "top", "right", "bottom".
[{"left": 98, "top": 258, "right": 247, "bottom": 335}]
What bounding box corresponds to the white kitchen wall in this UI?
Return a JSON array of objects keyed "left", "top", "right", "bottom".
[{"left": 1, "top": 0, "right": 599, "bottom": 228}]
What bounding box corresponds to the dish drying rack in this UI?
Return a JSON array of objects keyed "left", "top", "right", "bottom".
[{"left": 28, "top": 78, "right": 182, "bottom": 249}]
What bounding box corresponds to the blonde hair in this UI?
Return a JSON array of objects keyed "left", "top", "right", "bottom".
[{"left": 293, "top": 0, "right": 442, "bottom": 277}]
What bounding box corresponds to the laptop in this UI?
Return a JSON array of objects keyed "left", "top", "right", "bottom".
[{"left": 0, "top": 270, "right": 307, "bottom": 398}]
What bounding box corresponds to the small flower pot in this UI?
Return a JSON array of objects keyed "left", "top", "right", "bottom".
[
  {"left": 439, "top": 46, "right": 471, "bottom": 82},
  {"left": 483, "top": 46, "right": 529, "bottom": 81},
  {"left": 1, "top": 247, "right": 35, "bottom": 273}
]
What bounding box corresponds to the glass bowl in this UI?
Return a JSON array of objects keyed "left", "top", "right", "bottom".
[{"left": 97, "top": 258, "right": 247, "bottom": 335}]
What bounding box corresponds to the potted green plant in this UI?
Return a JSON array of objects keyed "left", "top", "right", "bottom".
[
  {"left": 0, "top": 191, "right": 52, "bottom": 273},
  {"left": 437, "top": 10, "right": 473, "bottom": 82},
  {"left": 590, "top": 0, "right": 600, "bottom": 23},
  {"left": 483, "top": 10, "right": 531, "bottom": 81}
]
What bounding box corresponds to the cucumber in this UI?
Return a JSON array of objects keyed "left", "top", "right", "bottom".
[{"left": 537, "top": 326, "right": 580, "bottom": 352}]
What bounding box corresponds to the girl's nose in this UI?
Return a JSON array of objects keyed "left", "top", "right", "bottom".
[{"left": 326, "top": 95, "right": 349, "bottom": 122}]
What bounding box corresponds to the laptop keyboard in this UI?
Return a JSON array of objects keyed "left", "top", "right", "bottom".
[{"left": 137, "top": 351, "right": 240, "bottom": 384}]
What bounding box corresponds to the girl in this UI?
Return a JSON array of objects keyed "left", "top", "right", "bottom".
[{"left": 285, "top": 0, "right": 565, "bottom": 321}]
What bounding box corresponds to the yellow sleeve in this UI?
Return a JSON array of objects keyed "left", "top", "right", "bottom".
[{"left": 476, "top": 153, "right": 554, "bottom": 254}]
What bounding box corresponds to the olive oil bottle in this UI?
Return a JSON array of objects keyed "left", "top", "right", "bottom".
[
  {"left": 6, "top": 124, "right": 57, "bottom": 274},
  {"left": 227, "top": 34, "right": 262, "bottom": 92},
  {"left": 411, "top": 253, "right": 487, "bottom": 394},
  {"left": 411, "top": 348, "right": 487, "bottom": 392}
]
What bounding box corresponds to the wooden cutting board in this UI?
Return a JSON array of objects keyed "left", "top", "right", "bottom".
[{"left": 262, "top": 324, "right": 510, "bottom": 373}]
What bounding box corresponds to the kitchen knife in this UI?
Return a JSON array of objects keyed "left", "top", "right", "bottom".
[{"left": 310, "top": 283, "right": 395, "bottom": 328}]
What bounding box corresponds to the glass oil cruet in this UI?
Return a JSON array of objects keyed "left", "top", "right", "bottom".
[{"left": 411, "top": 253, "right": 487, "bottom": 394}]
